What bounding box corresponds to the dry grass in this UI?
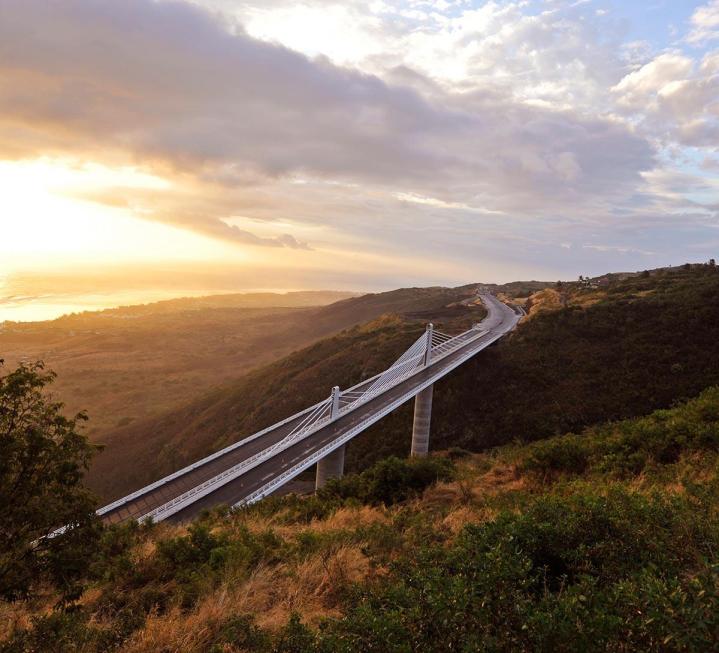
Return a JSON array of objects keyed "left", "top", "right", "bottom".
[
  {"left": 0, "top": 602, "right": 33, "bottom": 642},
  {"left": 119, "top": 544, "right": 371, "bottom": 652},
  {"left": 525, "top": 289, "right": 564, "bottom": 318},
  {"left": 312, "top": 505, "right": 388, "bottom": 532},
  {"left": 568, "top": 291, "right": 606, "bottom": 308},
  {"left": 8, "top": 445, "right": 716, "bottom": 651},
  {"left": 441, "top": 505, "right": 496, "bottom": 535},
  {"left": 422, "top": 461, "right": 524, "bottom": 511},
  {"left": 112, "top": 505, "right": 382, "bottom": 650}
]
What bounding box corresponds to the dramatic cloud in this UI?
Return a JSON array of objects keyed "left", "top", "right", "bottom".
[{"left": 0, "top": 0, "right": 654, "bottom": 227}]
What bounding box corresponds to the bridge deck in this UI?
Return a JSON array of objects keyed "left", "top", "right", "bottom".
[{"left": 99, "top": 294, "right": 519, "bottom": 524}]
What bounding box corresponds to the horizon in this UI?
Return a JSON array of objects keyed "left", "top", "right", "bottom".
[
  {"left": 2, "top": 0, "right": 718, "bottom": 320},
  {"left": 1, "top": 258, "right": 696, "bottom": 323}
]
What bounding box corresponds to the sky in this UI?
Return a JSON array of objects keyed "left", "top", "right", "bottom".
[{"left": 1, "top": 0, "right": 718, "bottom": 319}]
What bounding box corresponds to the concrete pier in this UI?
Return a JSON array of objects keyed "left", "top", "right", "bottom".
[
  {"left": 316, "top": 385, "right": 344, "bottom": 489},
  {"left": 410, "top": 384, "right": 433, "bottom": 457},
  {"left": 315, "top": 444, "right": 345, "bottom": 489}
]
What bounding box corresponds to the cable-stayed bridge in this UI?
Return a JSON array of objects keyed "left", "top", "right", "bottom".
[{"left": 98, "top": 294, "right": 521, "bottom": 524}]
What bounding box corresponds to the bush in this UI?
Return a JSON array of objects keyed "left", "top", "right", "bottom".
[
  {"left": 210, "top": 614, "right": 271, "bottom": 653},
  {"left": 318, "top": 456, "right": 454, "bottom": 506}
]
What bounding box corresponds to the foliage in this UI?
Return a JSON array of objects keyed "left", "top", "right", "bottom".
[
  {"left": 318, "top": 489, "right": 719, "bottom": 652},
  {"left": 317, "top": 456, "right": 454, "bottom": 506},
  {"left": 0, "top": 362, "right": 100, "bottom": 602},
  {"left": 6, "top": 386, "right": 719, "bottom": 651},
  {"left": 522, "top": 386, "right": 719, "bottom": 478}
]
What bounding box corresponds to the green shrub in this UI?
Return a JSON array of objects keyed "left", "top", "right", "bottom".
[
  {"left": 275, "top": 614, "right": 316, "bottom": 653},
  {"left": 318, "top": 456, "right": 454, "bottom": 506},
  {"left": 210, "top": 614, "right": 271, "bottom": 653},
  {"left": 1, "top": 610, "right": 108, "bottom": 653}
]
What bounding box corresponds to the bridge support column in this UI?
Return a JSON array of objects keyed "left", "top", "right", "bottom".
[
  {"left": 316, "top": 386, "right": 345, "bottom": 490},
  {"left": 411, "top": 384, "right": 433, "bottom": 457},
  {"left": 315, "top": 445, "right": 345, "bottom": 489}
]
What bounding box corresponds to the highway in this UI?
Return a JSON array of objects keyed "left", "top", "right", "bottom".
[{"left": 98, "top": 294, "right": 520, "bottom": 524}]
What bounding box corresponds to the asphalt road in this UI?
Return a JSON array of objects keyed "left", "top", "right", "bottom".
[{"left": 100, "top": 294, "right": 519, "bottom": 524}]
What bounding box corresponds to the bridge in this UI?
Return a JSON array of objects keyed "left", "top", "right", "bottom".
[{"left": 98, "top": 294, "right": 521, "bottom": 524}]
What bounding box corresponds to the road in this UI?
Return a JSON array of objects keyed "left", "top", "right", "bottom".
[{"left": 99, "top": 294, "right": 519, "bottom": 524}]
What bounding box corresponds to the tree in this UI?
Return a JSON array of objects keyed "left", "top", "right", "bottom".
[{"left": 0, "top": 361, "right": 101, "bottom": 602}]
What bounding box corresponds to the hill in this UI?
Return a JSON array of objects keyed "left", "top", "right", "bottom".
[
  {"left": 0, "top": 291, "right": 354, "bottom": 436},
  {"left": 5, "top": 385, "right": 719, "bottom": 651}
]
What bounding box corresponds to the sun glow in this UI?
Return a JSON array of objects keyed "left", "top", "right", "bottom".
[{"left": 0, "top": 158, "right": 252, "bottom": 273}]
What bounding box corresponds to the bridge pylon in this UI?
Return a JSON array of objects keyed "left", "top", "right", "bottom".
[
  {"left": 316, "top": 386, "right": 345, "bottom": 489},
  {"left": 424, "top": 323, "right": 433, "bottom": 365}
]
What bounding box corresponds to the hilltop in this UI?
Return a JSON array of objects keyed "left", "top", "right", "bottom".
[{"left": 347, "top": 262, "right": 719, "bottom": 469}]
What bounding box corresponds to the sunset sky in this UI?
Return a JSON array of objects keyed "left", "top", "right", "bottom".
[{"left": 1, "top": 0, "right": 718, "bottom": 320}]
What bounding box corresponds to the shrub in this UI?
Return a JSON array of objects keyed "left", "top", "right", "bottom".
[
  {"left": 210, "top": 614, "right": 271, "bottom": 653},
  {"left": 318, "top": 456, "right": 454, "bottom": 506}
]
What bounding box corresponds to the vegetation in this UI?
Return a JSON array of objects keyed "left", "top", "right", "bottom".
[
  {"left": 4, "top": 385, "right": 719, "bottom": 651},
  {"left": 317, "top": 456, "right": 454, "bottom": 506},
  {"left": 4, "top": 264, "right": 719, "bottom": 651},
  {"left": 521, "top": 385, "right": 719, "bottom": 478},
  {"left": 0, "top": 362, "right": 100, "bottom": 603}
]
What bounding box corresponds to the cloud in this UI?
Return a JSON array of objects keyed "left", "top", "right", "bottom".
[
  {"left": 0, "top": 0, "right": 654, "bottom": 221},
  {"left": 2, "top": 0, "right": 716, "bottom": 283},
  {"left": 612, "top": 50, "right": 719, "bottom": 149},
  {"left": 688, "top": 0, "right": 719, "bottom": 44},
  {"left": 64, "top": 184, "right": 312, "bottom": 249},
  {"left": 613, "top": 54, "right": 694, "bottom": 110}
]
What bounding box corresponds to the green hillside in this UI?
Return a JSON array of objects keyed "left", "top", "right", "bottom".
[{"left": 6, "top": 385, "right": 719, "bottom": 651}]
